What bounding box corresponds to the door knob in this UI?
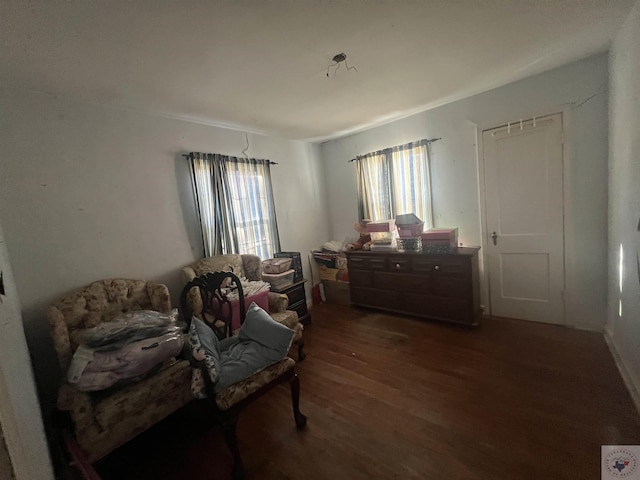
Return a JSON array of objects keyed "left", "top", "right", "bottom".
[{"left": 490, "top": 231, "right": 498, "bottom": 245}]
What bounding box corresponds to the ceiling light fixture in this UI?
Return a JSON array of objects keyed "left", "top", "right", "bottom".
[{"left": 327, "top": 53, "right": 358, "bottom": 78}]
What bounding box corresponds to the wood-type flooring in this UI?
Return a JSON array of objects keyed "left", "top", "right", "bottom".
[{"left": 95, "top": 303, "right": 640, "bottom": 480}]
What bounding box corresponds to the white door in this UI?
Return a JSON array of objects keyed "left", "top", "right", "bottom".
[{"left": 482, "top": 113, "right": 565, "bottom": 324}]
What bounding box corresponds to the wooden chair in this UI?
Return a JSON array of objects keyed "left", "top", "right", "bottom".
[
  {"left": 182, "top": 254, "right": 306, "bottom": 360},
  {"left": 180, "top": 271, "right": 307, "bottom": 480}
]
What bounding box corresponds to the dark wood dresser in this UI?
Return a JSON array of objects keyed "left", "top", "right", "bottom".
[
  {"left": 345, "top": 247, "right": 481, "bottom": 326},
  {"left": 270, "top": 279, "right": 311, "bottom": 325}
]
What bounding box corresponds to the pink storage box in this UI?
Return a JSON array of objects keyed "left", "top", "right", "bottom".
[
  {"left": 421, "top": 228, "right": 458, "bottom": 247},
  {"left": 422, "top": 228, "right": 458, "bottom": 240},
  {"left": 366, "top": 219, "right": 396, "bottom": 232}
]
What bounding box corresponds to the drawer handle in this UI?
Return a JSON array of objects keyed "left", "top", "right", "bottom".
[
  {"left": 395, "top": 263, "right": 401, "bottom": 269},
  {"left": 434, "top": 265, "right": 440, "bottom": 271}
]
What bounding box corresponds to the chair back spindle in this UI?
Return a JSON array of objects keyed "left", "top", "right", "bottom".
[{"left": 180, "top": 271, "right": 245, "bottom": 339}]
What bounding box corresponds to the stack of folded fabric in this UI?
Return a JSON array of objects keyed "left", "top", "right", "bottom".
[{"left": 67, "top": 309, "right": 184, "bottom": 391}]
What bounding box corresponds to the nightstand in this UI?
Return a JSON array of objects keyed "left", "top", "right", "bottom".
[{"left": 270, "top": 279, "right": 311, "bottom": 325}]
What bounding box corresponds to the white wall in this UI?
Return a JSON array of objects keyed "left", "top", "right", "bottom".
[
  {"left": 0, "top": 220, "right": 54, "bottom": 480},
  {"left": 0, "top": 87, "right": 329, "bottom": 409},
  {"left": 607, "top": 0, "right": 640, "bottom": 400},
  {"left": 320, "top": 53, "right": 609, "bottom": 331}
]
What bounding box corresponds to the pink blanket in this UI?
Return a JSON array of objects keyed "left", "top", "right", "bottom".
[{"left": 212, "top": 289, "right": 270, "bottom": 331}]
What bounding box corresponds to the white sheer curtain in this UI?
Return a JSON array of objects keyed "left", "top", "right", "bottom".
[
  {"left": 355, "top": 140, "right": 433, "bottom": 225},
  {"left": 355, "top": 151, "right": 391, "bottom": 221}
]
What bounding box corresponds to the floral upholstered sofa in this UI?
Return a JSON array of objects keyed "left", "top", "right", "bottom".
[
  {"left": 182, "top": 253, "right": 305, "bottom": 359},
  {"left": 47, "top": 279, "right": 193, "bottom": 463}
]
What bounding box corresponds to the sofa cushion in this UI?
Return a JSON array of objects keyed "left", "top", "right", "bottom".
[
  {"left": 215, "top": 357, "right": 295, "bottom": 411},
  {"left": 188, "top": 318, "right": 222, "bottom": 384},
  {"left": 238, "top": 302, "right": 295, "bottom": 357}
]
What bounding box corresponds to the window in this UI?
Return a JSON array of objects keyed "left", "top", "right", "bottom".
[
  {"left": 355, "top": 139, "right": 433, "bottom": 225},
  {"left": 188, "top": 152, "right": 280, "bottom": 259}
]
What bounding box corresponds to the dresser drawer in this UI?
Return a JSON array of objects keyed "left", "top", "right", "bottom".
[
  {"left": 350, "top": 286, "right": 401, "bottom": 309},
  {"left": 413, "top": 257, "right": 469, "bottom": 276},
  {"left": 285, "top": 283, "right": 306, "bottom": 305},
  {"left": 348, "top": 255, "right": 369, "bottom": 270},
  {"left": 288, "top": 299, "right": 309, "bottom": 319},
  {"left": 370, "top": 257, "right": 387, "bottom": 271},
  {"left": 347, "top": 256, "right": 387, "bottom": 271},
  {"left": 374, "top": 271, "right": 427, "bottom": 294},
  {"left": 402, "top": 292, "right": 472, "bottom": 323},
  {"left": 387, "top": 256, "right": 411, "bottom": 273},
  {"left": 350, "top": 269, "right": 374, "bottom": 287},
  {"left": 432, "top": 276, "right": 470, "bottom": 299}
]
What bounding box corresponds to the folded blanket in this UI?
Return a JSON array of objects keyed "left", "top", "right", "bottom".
[{"left": 68, "top": 331, "right": 184, "bottom": 391}]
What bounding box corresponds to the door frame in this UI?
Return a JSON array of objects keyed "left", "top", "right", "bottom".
[{"left": 475, "top": 106, "right": 574, "bottom": 324}]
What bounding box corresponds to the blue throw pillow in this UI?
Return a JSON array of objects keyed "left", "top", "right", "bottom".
[
  {"left": 188, "top": 317, "right": 222, "bottom": 385},
  {"left": 239, "top": 302, "right": 295, "bottom": 357}
]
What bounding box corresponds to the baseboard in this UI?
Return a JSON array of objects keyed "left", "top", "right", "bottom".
[{"left": 604, "top": 330, "right": 640, "bottom": 415}]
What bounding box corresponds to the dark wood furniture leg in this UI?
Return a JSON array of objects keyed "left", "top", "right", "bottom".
[
  {"left": 298, "top": 339, "right": 306, "bottom": 361},
  {"left": 289, "top": 372, "right": 307, "bottom": 429}
]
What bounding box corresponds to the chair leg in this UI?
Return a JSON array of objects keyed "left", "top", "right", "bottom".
[
  {"left": 220, "top": 413, "right": 245, "bottom": 480},
  {"left": 289, "top": 372, "right": 307, "bottom": 429},
  {"left": 298, "top": 339, "right": 306, "bottom": 361}
]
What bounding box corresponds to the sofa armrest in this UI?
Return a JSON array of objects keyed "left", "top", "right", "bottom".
[
  {"left": 268, "top": 292, "right": 289, "bottom": 312},
  {"left": 182, "top": 266, "right": 197, "bottom": 284},
  {"left": 57, "top": 383, "right": 95, "bottom": 420},
  {"left": 47, "top": 306, "right": 73, "bottom": 372}
]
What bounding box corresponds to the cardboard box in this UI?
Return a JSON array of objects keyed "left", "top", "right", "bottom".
[
  {"left": 319, "top": 265, "right": 340, "bottom": 281},
  {"left": 322, "top": 280, "right": 350, "bottom": 305}
]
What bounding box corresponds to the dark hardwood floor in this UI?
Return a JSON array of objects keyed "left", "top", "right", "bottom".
[{"left": 94, "top": 303, "right": 640, "bottom": 480}]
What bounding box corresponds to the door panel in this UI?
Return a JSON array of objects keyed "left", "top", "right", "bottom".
[
  {"left": 500, "top": 253, "right": 549, "bottom": 301},
  {"left": 483, "top": 113, "right": 564, "bottom": 324}
]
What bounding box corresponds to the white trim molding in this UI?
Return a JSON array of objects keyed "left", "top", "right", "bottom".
[{"left": 605, "top": 330, "right": 640, "bottom": 415}]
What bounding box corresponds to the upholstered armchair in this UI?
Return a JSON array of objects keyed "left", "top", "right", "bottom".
[
  {"left": 47, "top": 279, "right": 193, "bottom": 463},
  {"left": 182, "top": 254, "right": 305, "bottom": 360}
]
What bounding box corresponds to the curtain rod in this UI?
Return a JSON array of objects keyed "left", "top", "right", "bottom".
[
  {"left": 348, "top": 137, "right": 441, "bottom": 162},
  {"left": 182, "top": 153, "right": 278, "bottom": 165}
]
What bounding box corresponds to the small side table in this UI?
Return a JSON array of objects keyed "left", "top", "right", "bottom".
[{"left": 270, "top": 279, "right": 311, "bottom": 325}]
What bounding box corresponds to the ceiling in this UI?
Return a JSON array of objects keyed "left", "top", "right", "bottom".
[{"left": 0, "top": 1, "right": 634, "bottom": 142}]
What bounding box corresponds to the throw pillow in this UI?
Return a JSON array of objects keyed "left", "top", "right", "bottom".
[
  {"left": 188, "top": 317, "right": 222, "bottom": 385},
  {"left": 238, "top": 302, "right": 295, "bottom": 358}
]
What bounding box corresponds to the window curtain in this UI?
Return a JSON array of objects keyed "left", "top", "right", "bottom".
[
  {"left": 355, "top": 139, "right": 433, "bottom": 226},
  {"left": 188, "top": 152, "right": 281, "bottom": 259}
]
